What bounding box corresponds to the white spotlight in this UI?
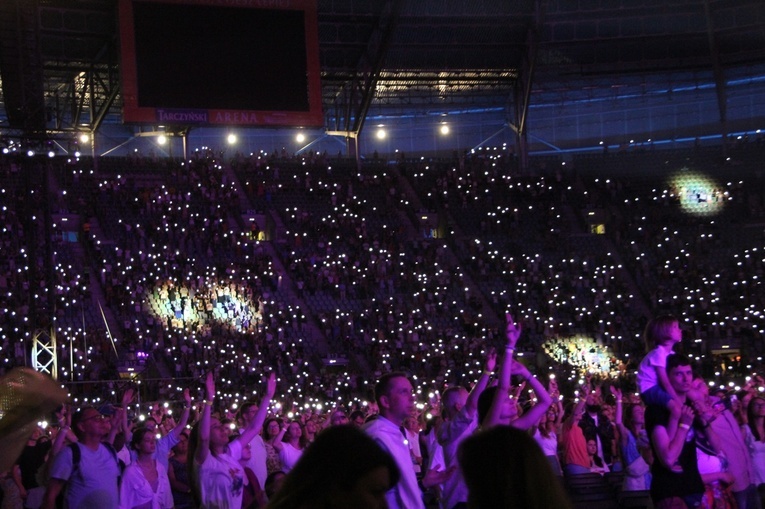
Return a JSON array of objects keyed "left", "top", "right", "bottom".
[
  {"left": 296, "top": 133, "right": 305, "bottom": 143},
  {"left": 227, "top": 133, "right": 237, "bottom": 145},
  {"left": 440, "top": 125, "right": 450, "bottom": 135},
  {"left": 376, "top": 128, "right": 386, "bottom": 140},
  {"left": 79, "top": 134, "right": 89, "bottom": 143},
  {"left": 157, "top": 135, "right": 167, "bottom": 145}
]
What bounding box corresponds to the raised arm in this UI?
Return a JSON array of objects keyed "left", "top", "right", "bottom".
[
  {"left": 610, "top": 386, "right": 629, "bottom": 448},
  {"left": 237, "top": 372, "right": 277, "bottom": 446},
  {"left": 194, "top": 372, "right": 215, "bottom": 465},
  {"left": 465, "top": 348, "right": 496, "bottom": 415},
  {"left": 106, "top": 406, "right": 124, "bottom": 445},
  {"left": 169, "top": 388, "right": 192, "bottom": 440},
  {"left": 509, "top": 360, "right": 553, "bottom": 431},
  {"left": 483, "top": 313, "right": 521, "bottom": 428},
  {"left": 120, "top": 388, "right": 135, "bottom": 444}
]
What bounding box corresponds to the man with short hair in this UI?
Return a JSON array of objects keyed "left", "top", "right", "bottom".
[
  {"left": 42, "top": 407, "right": 121, "bottom": 509},
  {"left": 349, "top": 410, "right": 365, "bottom": 427},
  {"left": 645, "top": 354, "right": 705, "bottom": 509},
  {"left": 364, "top": 372, "right": 425, "bottom": 509},
  {"left": 237, "top": 400, "right": 269, "bottom": 492},
  {"left": 579, "top": 391, "right": 617, "bottom": 468}
]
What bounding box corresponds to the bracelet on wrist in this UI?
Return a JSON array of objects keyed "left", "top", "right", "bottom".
[{"left": 679, "top": 423, "right": 691, "bottom": 430}]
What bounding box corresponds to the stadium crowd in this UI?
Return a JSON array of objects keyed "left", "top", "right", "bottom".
[{"left": 1, "top": 141, "right": 765, "bottom": 508}]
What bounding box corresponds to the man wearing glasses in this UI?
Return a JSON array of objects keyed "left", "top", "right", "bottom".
[{"left": 42, "top": 407, "right": 121, "bottom": 509}]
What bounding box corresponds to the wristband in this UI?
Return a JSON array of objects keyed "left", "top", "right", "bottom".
[
  {"left": 679, "top": 423, "right": 690, "bottom": 430},
  {"left": 483, "top": 370, "right": 492, "bottom": 377}
]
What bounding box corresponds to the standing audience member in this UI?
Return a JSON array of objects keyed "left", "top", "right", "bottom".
[
  {"left": 743, "top": 396, "right": 765, "bottom": 507},
  {"left": 645, "top": 354, "right": 705, "bottom": 509},
  {"left": 437, "top": 346, "right": 496, "bottom": 509},
  {"left": 561, "top": 398, "right": 590, "bottom": 476},
  {"left": 478, "top": 315, "right": 553, "bottom": 430},
  {"left": 692, "top": 378, "right": 762, "bottom": 509},
  {"left": 190, "top": 371, "right": 275, "bottom": 509},
  {"left": 237, "top": 402, "right": 270, "bottom": 492},
  {"left": 168, "top": 430, "right": 195, "bottom": 509},
  {"left": 236, "top": 438, "right": 266, "bottom": 509},
  {"left": 42, "top": 407, "right": 121, "bottom": 509},
  {"left": 533, "top": 378, "right": 564, "bottom": 477},
  {"left": 131, "top": 388, "right": 192, "bottom": 471},
  {"left": 611, "top": 387, "right": 652, "bottom": 491},
  {"left": 119, "top": 428, "right": 174, "bottom": 509},
  {"left": 579, "top": 389, "right": 616, "bottom": 471},
  {"left": 364, "top": 372, "right": 425, "bottom": 509},
  {"left": 262, "top": 419, "right": 285, "bottom": 476},
  {"left": 587, "top": 439, "right": 610, "bottom": 475},
  {"left": 273, "top": 422, "right": 304, "bottom": 474}
]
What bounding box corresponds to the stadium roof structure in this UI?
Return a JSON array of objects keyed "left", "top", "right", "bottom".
[{"left": 1, "top": 0, "right": 764, "bottom": 145}]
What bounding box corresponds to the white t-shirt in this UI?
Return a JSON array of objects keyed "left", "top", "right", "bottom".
[
  {"left": 49, "top": 443, "right": 121, "bottom": 509},
  {"left": 533, "top": 428, "right": 559, "bottom": 457},
  {"left": 365, "top": 416, "right": 425, "bottom": 509},
  {"left": 278, "top": 442, "right": 303, "bottom": 473},
  {"left": 119, "top": 460, "right": 174, "bottom": 509},
  {"left": 244, "top": 434, "right": 268, "bottom": 488},
  {"left": 195, "top": 440, "right": 245, "bottom": 509},
  {"left": 637, "top": 345, "right": 673, "bottom": 393},
  {"left": 743, "top": 425, "right": 765, "bottom": 485}
]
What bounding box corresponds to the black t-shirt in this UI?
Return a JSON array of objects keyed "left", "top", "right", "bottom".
[
  {"left": 17, "top": 440, "right": 52, "bottom": 488},
  {"left": 644, "top": 405, "right": 704, "bottom": 503}
]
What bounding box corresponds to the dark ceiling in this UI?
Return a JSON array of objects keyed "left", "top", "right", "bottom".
[{"left": 1, "top": 0, "right": 764, "bottom": 135}]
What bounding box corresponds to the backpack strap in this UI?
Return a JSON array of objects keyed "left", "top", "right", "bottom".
[{"left": 67, "top": 443, "right": 81, "bottom": 479}]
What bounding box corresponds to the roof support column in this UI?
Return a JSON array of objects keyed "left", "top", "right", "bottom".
[
  {"left": 509, "top": 0, "right": 545, "bottom": 174},
  {"left": 703, "top": 0, "right": 728, "bottom": 156}
]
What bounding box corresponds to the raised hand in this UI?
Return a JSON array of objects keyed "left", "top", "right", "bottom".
[
  {"left": 121, "top": 387, "right": 135, "bottom": 408},
  {"left": 265, "top": 371, "right": 277, "bottom": 399},
  {"left": 505, "top": 313, "right": 522, "bottom": 348},
  {"left": 484, "top": 348, "right": 497, "bottom": 373},
  {"left": 204, "top": 371, "right": 216, "bottom": 400}
]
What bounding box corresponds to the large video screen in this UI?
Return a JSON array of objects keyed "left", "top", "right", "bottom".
[{"left": 119, "top": 0, "right": 323, "bottom": 127}]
